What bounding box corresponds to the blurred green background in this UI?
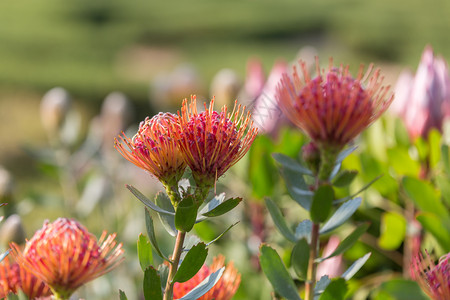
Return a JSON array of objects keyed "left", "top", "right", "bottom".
[{"left": 1, "top": 0, "right": 449, "bottom": 299}]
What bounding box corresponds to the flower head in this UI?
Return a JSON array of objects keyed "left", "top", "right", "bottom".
[
  {"left": 0, "top": 255, "right": 52, "bottom": 299},
  {"left": 411, "top": 251, "right": 450, "bottom": 300},
  {"left": 10, "top": 218, "right": 124, "bottom": 299},
  {"left": 277, "top": 58, "right": 393, "bottom": 150},
  {"left": 392, "top": 45, "right": 450, "bottom": 139},
  {"left": 173, "top": 255, "right": 241, "bottom": 300},
  {"left": 115, "top": 112, "right": 186, "bottom": 185},
  {"left": 175, "top": 96, "right": 257, "bottom": 188}
]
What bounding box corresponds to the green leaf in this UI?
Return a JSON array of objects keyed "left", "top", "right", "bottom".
[
  {"left": 173, "top": 243, "right": 208, "bottom": 283},
  {"left": 416, "top": 212, "right": 450, "bottom": 251},
  {"left": 310, "top": 184, "right": 334, "bottom": 223},
  {"left": 319, "top": 278, "right": 347, "bottom": 300},
  {"left": 291, "top": 239, "right": 309, "bottom": 279},
  {"left": 341, "top": 252, "right": 371, "bottom": 280},
  {"left": 119, "top": 290, "right": 128, "bottom": 300},
  {"left": 155, "top": 192, "right": 177, "bottom": 237},
  {"left": 178, "top": 267, "right": 225, "bottom": 300},
  {"left": 314, "top": 275, "right": 331, "bottom": 297},
  {"left": 334, "top": 175, "right": 382, "bottom": 204},
  {"left": 273, "top": 152, "right": 313, "bottom": 176},
  {"left": 318, "top": 223, "right": 370, "bottom": 262},
  {"left": 374, "top": 279, "right": 428, "bottom": 300},
  {"left": 145, "top": 208, "right": 170, "bottom": 262},
  {"left": 265, "top": 198, "right": 296, "bottom": 243},
  {"left": 320, "top": 198, "right": 361, "bottom": 234},
  {"left": 428, "top": 129, "right": 441, "bottom": 168},
  {"left": 415, "top": 137, "right": 429, "bottom": 161},
  {"left": 158, "top": 264, "right": 169, "bottom": 290},
  {"left": 336, "top": 146, "right": 358, "bottom": 164},
  {"left": 128, "top": 185, "right": 175, "bottom": 216},
  {"left": 143, "top": 266, "right": 163, "bottom": 300},
  {"left": 332, "top": 170, "right": 358, "bottom": 188},
  {"left": 441, "top": 144, "right": 450, "bottom": 174},
  {"left": 175, "top": 195, "right": 198, "bottom": 232},
  {"left": 0, "top": 250, "right": 9, "bottom": 263},
  {"left": 436, "top": 175, "right": 450, "bottom": 207},
  {"left": 378, "top": 212, "right": 406, "bottom": 250},
  {"left": 137, "top": 234, "right": 153, "bottom": 272},
  {"left": 281, "top": 167, "right": 313, "bottom": 210},
  {"left": 259, "top": 244, "right": 302, "bottom": 300},
  {"left": 249, "top": 135, "right": 278, "bottom": 199},
  {"left": 205, "top": 222, "right": 239, "bottom": 247},
  {"left": 294, "top": 220, "right": 312, "bottom": 243},
  {"left": 387, "top": 148, "right": 420, "bottom": 176},
  {"left": 201, "top": 197, "right": 242, "bottom": 217},
  {"left": 402, "top": 177, "right": 448, "bottom": 218}
]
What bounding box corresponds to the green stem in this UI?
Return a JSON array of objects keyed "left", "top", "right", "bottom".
[
  {"left": 317, "top": 147, "right": 339, "bottom": 182},
  {"left": 305, "top": 222, "right": 320, "bottom": 300},
  {"left": 164, "top": 230, "right": 187, "bottom": 300}
]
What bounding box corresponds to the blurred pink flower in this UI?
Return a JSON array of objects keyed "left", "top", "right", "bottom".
[
  {"left": 316, "top": 235, "right": 343, "bottom": 279},
  {"left": 411, "top": 251, "right": 450, "bottom": 300},
  {"left": 392, "top": 45, "right": 450, "bottom": 139}
]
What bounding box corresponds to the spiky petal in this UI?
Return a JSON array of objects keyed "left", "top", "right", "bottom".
[
  {"left": 411, "top": 251, "right": 450, "bottom": 300},
  {"left": 10, "top": 218, "right": 124, "bottom": 299},
  {"left": 277, "top": 58, "right": 393, "bottom": 150},
  {"left": 175, "top": 96, "right": 258, "bottom": 188},
  {"left": 115, "top": 112, "right": 186, "bottom": 185},
  {"left": 173, "top": 255, "right": 241, "bottom": 300}
]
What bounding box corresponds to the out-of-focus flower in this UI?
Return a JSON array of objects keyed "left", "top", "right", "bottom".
[
  {"left": 411, "top": 251, "right": 450, "bottom": 300},
  {"left": 277, "top": 58, "right": 393, "bottom": 151},
  {"left": 173, "top": 255, "right": 241, "bottom": 300},
  {"left": 40, "top": 87, "right": 71, "bottom": 135},
  {"left": 0, "top": 214, "right": 26, "bottom": 246},
  {"left": 0, "top": 256, "right": 52, "bottom": 299},
  {"left": 210, "top": 69, "right": 242, "bottom": 108},
  {"left": 244, "top": 58, "right": 266, "bottom": 101},
  {"left": 10, "top": 218, "right": 124, "bottom": 299},
  {"left": 316, "top": 235, "right": 343, "bottom": 279},
  {"left": 175, "top": 96, "right": 258, "bottom": 189},
  {"left": 392, "top": 45, "right": 450, "bottom": 139},
  {"left": 115, "top": 113, "right": 186, "bottom": 187}
]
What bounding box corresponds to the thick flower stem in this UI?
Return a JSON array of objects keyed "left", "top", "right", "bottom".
[
  {"left": 164, "top": 230, "right": 187, "bottom": 300},
  {"left": 305, "top": 222, "right": 320, "bottom": 300}
]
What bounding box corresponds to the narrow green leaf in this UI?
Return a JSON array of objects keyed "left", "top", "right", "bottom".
[
  {"left": 334, "top": 175, "right": 382, "bottom": 204},
  {"left": 155, "top": 192, "right": 177, "bottom": 237},
  {"left": 402, "top": 177, "right": 448, "bottom": 218},
  {"left": 294, "top": 220, "right": 312, "bottom": 243},
  {"left": 336, "top": 146, "right": 358, "bottom": 164},
  {"left": 319, "top": 278, "right": 347, "bottom": 300},
  {"left": 341, "top": 252, "right": 371, "bottom": 280},
  {"left": 137, "top": 234, "right": 153, "bottom": 271},
  {"left": 128, "top": 185, "right": 174, "bottom": 216},
  {"left": 379, "top": 212, "right": 406, "bottom": 250},
  {"left": 375, "top": 279, "right": 428, "bottom": 300},
  {"left": 416, "top": 212, "right": 450, "bottom": 251},
  {"left": 291, "top": 239, "right": 309, "bottom": 279},
  {"left": 206, "top": 222, "right": 239, "bottom": 247},
  {"left": 310, "top": 184, "right": 334, "bottom": 223},
  {"left": 173, "top": 243, "right": 208, "bottom": 283},
  {"left": 143, "top": 266, "right": 163, "bottom": 300},
  {"left": 119, "top": 290, "right": 128, "bottom": 300},
  {"left": 0, "top": 250, "right": 9, "bottom": 263},
  {"left": 314, "top": 275, "right": 331, "bottom": 297},
  {"left": 158, "top": 264, "right": 169, "bottom": 290},
  {"left": 281, "top": 167, "right": 313, "bottom": 210},
  {"left": 318, "top": 223, "right": 370, "bottom": 262},
  {"left": 145, "top": 208, "right": 170, "bottom": 262},
  {"left": 175, "top": 195, "right": 198, "bottom": 232},
  {"left": 320, "top": 198, "right": 361, "bottom": 234},
  {"left": 435, "top": 175, "right": 450, "bottom": 207},
  {"left": 202, "top": 197, "right": 242, "bottom": 217},
  {"left": 265, "top": 198, "right": 296, "bottom": 243},
  {"left": 178, "top": 267, "right": 225, "bottom": 300},
  {"left": 441, "top": 144, "right": 450, "bottom": 174},
  {"left": 273, "top": 152, "right": 313, "bottom": 176},
  {"left": 259, "top": 244, "right": 302, "bottom": 300},
  {"left": 332, "top": 170, "right": 358, "bottom": 188},
  {"left": 249, "top": 135, "right": 278, "bottom": 198}
]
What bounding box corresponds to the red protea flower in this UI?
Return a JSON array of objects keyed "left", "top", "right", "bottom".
[
  {"left": 276, "top": 58, "right": 393, "bottom": 151},
  {"left": 0, "top": 255, "right": 52, "bottom": 299},
  {"left": 173, "top": 255, "right": 241, "bottom": 300},
  {"left": 115, "top": 112, "right": 186, "bottom": 186},
  {"left": 411, "top": 251, "right": 450, "bottom": 300},
  {"left": 175, "top": 96, "right": 257, "bottom": 189},
  {"left": 10, "top": 218, "right": 124, "bottom": 299}
]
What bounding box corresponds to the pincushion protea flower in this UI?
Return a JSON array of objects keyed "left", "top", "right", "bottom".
[
  {"left": 276, "top": 58, "right": 393, "bottom": 151},
  {"left": 0, "top": 256, "right": 52, "bottom": 299},
  {"left": 175, "top": 96, "right": 257, "bottom": 189},
  {"left": 173, "top": 255, "right": 241, "bottom": 300},
  {"left": 115, "top": 112, "right": 186, "bottom": 187},
  {"left": 10, "top": 218, "right": 124, "bottom": 299},
  {"left": 411, "top": 251, "right": 450, "bottom": 300}
]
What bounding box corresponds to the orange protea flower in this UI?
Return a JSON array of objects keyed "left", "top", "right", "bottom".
[
  {"left": 10, "top": 218, "right": 124, "bottom": 299},
  {"left": 411, "top": 251, "right": 450, "bottom": 300},
  {"left": 173, "top": 255, "right": 241, "bottom": 300},
  {"left": 175, "top": 96, "right": 257, "bottom": 188},
  {"left": 0, "top": 255, "right": 52, "bottom": 299},
  {"left": 276, "top": 58, "right": 393, "bottom": 150},
  {"left": 115, "top": 112, "right": 186, "bottom": 186}
]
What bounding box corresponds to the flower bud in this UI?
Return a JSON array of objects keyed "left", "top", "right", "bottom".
[{"left": 40, "top": 87, "right": 71, "bottom": 134}]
